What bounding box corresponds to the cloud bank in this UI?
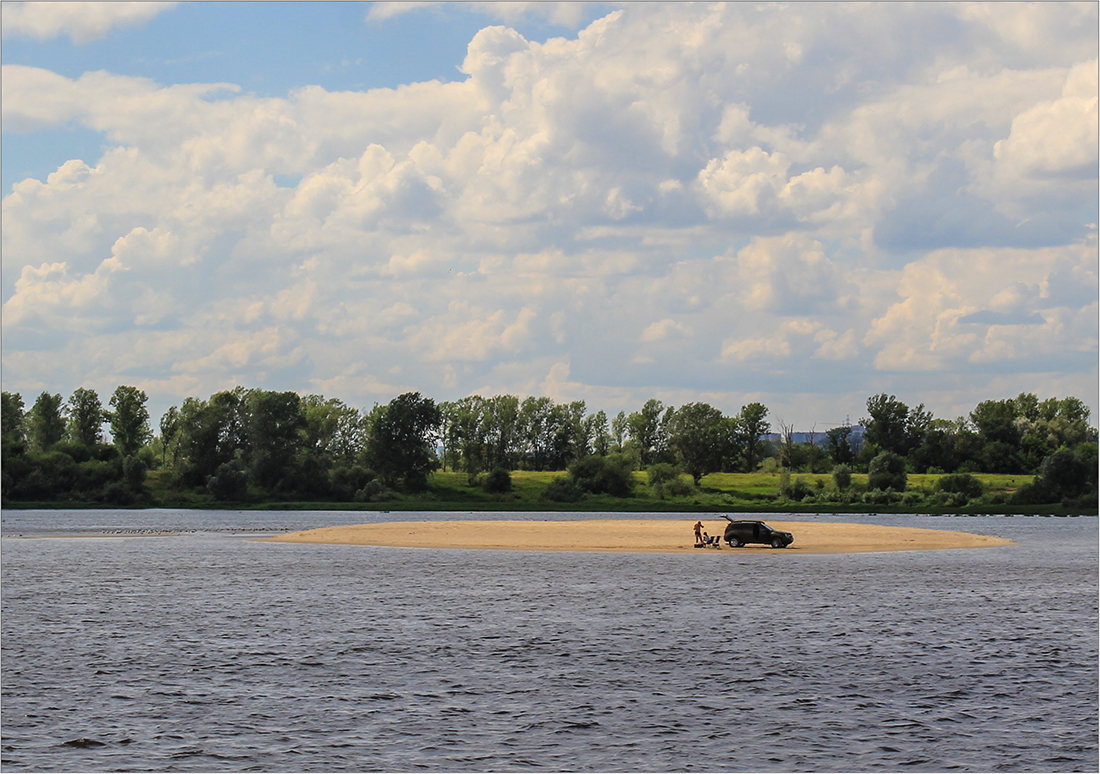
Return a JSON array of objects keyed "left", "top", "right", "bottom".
[
  {"left": 2, "top": 3, "right": 1097, "bottom": 425},
  {"left": 1, "top": 2, "right": 175, "bottom": 44}
]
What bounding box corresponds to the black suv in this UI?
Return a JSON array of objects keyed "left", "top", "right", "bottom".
[{"left": 722, "top": 519, "right": 794, "bottom": 548}]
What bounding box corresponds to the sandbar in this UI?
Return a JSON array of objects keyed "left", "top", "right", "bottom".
[{"left": 266, "top": 519, "right": 1014, "bottom": 554}]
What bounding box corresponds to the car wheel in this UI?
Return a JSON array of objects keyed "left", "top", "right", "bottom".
[
  {"left": 771, "top": 538, "right": 785, "bottom": 548},
  {"left": 731, "top": 538, "right": 744, "bottom": 547}
]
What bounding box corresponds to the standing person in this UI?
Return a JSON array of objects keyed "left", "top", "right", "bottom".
[{"left": 693, "top": 520, "right": 704, "bottom": 546}]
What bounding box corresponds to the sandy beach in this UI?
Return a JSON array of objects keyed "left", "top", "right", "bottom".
[{"left": 266, "top": 518, "right": 1015, "bottom": 554}]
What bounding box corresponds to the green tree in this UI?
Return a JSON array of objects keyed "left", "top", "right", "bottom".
[
  {"left": 666, "top": 402, "right": 725, "bottom": 485},
  {"left": 867, "top": 451, "right": 907, "bottom": 492},
  {"left": 831, "top": 463, "right": 852, "bottom": 491},
  {"left": 365, "top": 392, "right": 442, "bottom": 490},
  {"left": 627, "top": 399, "right": 668, "bottom": 466},
  {"left": 2, "top": 392, "right": 26, "bottom": 444},
  {"left": 247, "top": 390, "right": 305, "bottom": 491},
  {"left": 448, "top": 395, "right": 488, "bottom": 481},
  {"left": 862, "top": 394, "right": 930, "bottom": 456},
  {"left": 610, "top": 410, "right": 628, "bottom": 453},
  {"left": 174, "top": 391, "right": 245, "bottom": 486},
  {"left": 483, "top": 394, "right": 521, "bottom": 471},
  {"left": 108, "top": 386, "right": 151, "bottom": 457},
  {"left": 736, "top": 402, "right": 770, "bottom": 472},
  {"left": 588, "top": 410, "right": 612, "bottom": 456},
  {"left": 159, "top": 405, "right": 182, "bottom": 468},
  {"left": 519, "top": 396, "right": 554, "bottom": 471},
  {"left": 67, "top": 387, "right": 105, "bottom": 447},
  {"left": 567, "top": 453, "right": 635, "bottom": 497},
  {"left": 823, "top": 425, "right": 854, "bottom": 465},
  {"left": 28, "top": 392, "right": 66, "bottom": 451},
  {"left": 300, "top": 396, "right": 363, "bottom": 467}
]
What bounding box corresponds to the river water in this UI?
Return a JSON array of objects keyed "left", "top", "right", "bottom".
[{"left": 1, "top": 510, "right": 1096, "bottom": 772}]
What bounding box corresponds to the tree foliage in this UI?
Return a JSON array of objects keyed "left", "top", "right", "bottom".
[
  {"left": 365, "top": 392, "right": 441, "bottom": 490},
  {"left": 108, "top": 386, "right": 151, "bottom": 457},
  {"left": 28, "top": 392, "right": 66, "bottom": 451},
  {"left": 67, "top": 387, "right": 105, "bottom": 447}
]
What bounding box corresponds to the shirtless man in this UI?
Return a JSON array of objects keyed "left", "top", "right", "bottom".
[{"left": 693, "top": 520, "right": 704, "bottom": 546}]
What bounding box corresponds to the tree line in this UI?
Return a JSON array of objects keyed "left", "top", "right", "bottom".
[{"left": 2, "top": 386, "right": 1096, "bottom": 507}]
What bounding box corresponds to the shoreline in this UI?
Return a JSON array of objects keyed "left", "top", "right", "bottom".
[{"left": 265, "top": 519, "right": 1016, "bottom": 555}]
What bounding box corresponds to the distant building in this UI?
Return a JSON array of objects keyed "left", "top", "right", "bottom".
[{"left": 762, "top": 426, "right": 865, "bottom": 454}]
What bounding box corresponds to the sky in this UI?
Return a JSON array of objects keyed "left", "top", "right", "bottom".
[{"left": 2, "top": 1, "right": 1097, "bottom": 431}]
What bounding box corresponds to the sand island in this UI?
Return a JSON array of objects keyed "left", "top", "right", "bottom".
[{"left": 266, "top": 519, "right": 1015, "bottom": 554}]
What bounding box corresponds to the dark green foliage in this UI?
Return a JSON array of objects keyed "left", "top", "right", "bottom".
[
  {"left": 2, "top": 392, "right": 26, "bottom": 443},
  {"left": 735, "top": 402, "right": 770, "bottom": 472},
  {"left": 1013, "top": 447, "right": 1098, "bottom": 505},
  {"left": 330, "top": 465, "right": 375, "bottom": 501},
  {"left": 935, "top": 472, "right": 983, "bottom": 500},
  {"left": 861, "top": 394, "right": 929, "bottom": 456},
  {"left": 67, "top": 387, "right": 104, "bottom": 447},
  {"left": 868, "top": 451, "right": 907, "bottom": 492},
  {"left": 108, "top": 386, "right": 151, "bottom": 457},
  {"left": 832, "top": 463, "right": 852, "bottom": 491},
  {"left": 482, "top": 467, "right": 512, "bottom": 494},
  {"left": 365, "top": 392, "right": 442, "bottom": 490},
  {"left": 247, "top": 390, "right": 305, "bottom": 490},
  {"left": 647, "top": 462, "right": 679, "bottom": 488},
  {"left": 540, "top": 476, "right": 584, "bottom": 502},
  {"left": 567, "top": 453, "right": 635, "bottom": 497},
  {"left": 780, "top": 476, "right": 815, "bottom": 500},
  {"left": 647, "top": 463, "right": 691, "bottom": 498},
  {"left": 122, "top": 455, "right": 147, "bottom": 490},
  {"left": 824, "top": 425, "right": 854, "bottom": 465},
  {"left": 28, "top": 392, "right": 66, "bottom": 451},
  {"left": 206, "top": 459, "right": 248, "bottom": 501},
  {"left": 666, "top": 402, "right": 725, "bottom": 485}
]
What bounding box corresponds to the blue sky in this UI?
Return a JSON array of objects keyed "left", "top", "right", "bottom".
[{"left": 2, "top": 2, "right": 1097, "bottom": 428}]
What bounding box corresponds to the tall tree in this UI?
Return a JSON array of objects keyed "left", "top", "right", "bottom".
[
  {"left": 667, "top": 402, "right": 726, "bottom": 485},
  {"left": 611, "top": 410, "right": 628, "bottom": 452},
  {"left": 2, "top": 392, "right": 26, "bottom": 444},
  {"left": 862, "top": 394, "right": 929, "bottom": 456},
  {"left": 67, "top": 387, "right": 105, "bottom": 447},
  {"left": 483, "top": 394, "right": 521, "bottom": 471},
  {"left": 108, "top": 386, "right": 151, "bottom": 457},
  {"left": 519, "top": 396, "right": 554, "bottom": 471},
  {"left": 247, "top": 390, "right": 305, "bottom": 490},
  {"left": 736, "top": 402, "right": 770, "bottom": 472},
  {"left": 365, "top": 392, "right": 442, "bottom": 489},
  {"left": 823, "top": 425, "right": 854, "bottom": 465},
  {"left": 160, "top": 405, "right": 182, "bottom": 468},
  {"left": 627, "top": 399, "right": 667, "bottom": 466},
  {"left": 27, "top": 392, "right": 66, "bottom": 451}
]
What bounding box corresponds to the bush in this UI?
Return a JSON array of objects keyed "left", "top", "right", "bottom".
[
  {"left": 868, "top": 452, "right": 907, "bottom": 493},
  {"left": 568, "top": 454, "right": 635, "bottom": 497},
  {"left": 206, "top": 459, "right": 248, "bottom": 501},
  {"left": 1012, "top": 448, "right": 1098, "bottom": 505},
  {"left": 648, "top": 463, "right": 691, "bottom": 498},
  {"left": 331, "top": 465, "right": 375, "bottom": 501},
  {"left": 647, "top": 463, "right": 679, "bottom": 489},
  {"left": 482, "top": 467, "right": 512, "bottom": 494},
  {"left": 541, "top": 476, "right": 584, "bottom": 503},
  {"left": 99, "top": 480, "right": 135, "bottom": 506},
  {"left": 354, "top": 479, "right": 395, "bottom": 502},
  {"left": 832, "top": 463, "right": 852, "bottom": 491},
  {"left": 935, "top": 472, "right": 983, "bottom": 500},
  {"left": 123, "top": 455, "right": 148, "bottom": 490}
]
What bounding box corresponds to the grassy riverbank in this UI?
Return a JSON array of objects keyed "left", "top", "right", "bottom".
[{"left": 9, "top": 470, "right": 1095, "bottom": 516}]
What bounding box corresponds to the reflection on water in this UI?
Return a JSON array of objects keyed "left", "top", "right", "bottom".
[{"left": 2, "top": 511, "right": 1097, "bottom": 772}]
